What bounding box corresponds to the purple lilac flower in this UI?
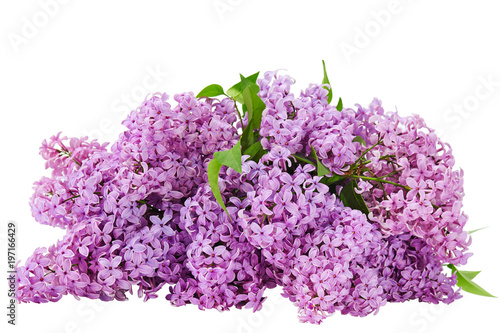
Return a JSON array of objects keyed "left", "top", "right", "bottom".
[{"left": 15, "top": 71, "right": 470, "bottom": 326}]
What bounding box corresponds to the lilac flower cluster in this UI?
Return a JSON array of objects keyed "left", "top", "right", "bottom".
[
  {"left": 16, "top": 70, "right": 470, "bottom": 324},
  {"left": 351, "top": 102, "right": 471, "bottom": 265}
]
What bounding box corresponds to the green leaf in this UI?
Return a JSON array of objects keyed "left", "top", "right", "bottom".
[
  {"left": 448, "top": 264, "right": 496, "bottom": 297},
  {"left": 321, "top": 60, "right": 333, "bottom": 104},
  {"left": 240, "top": 122, "right": 255, "bottom": 153},
  {"left": 214, "top": 141, "right": 242, "bottom": 174},
  {"left": 353, "top": 135, "right": 366, "bottom": 146},
  {"left": 310, "top": 145, "right": 330, "bottom": 177},
  {"left": 336, "top": 97, "right": 343, "bottom": 111},
  {"left": 242, "top": 85, "right": 266, "bottom": 130},
  {"left": 239, "top": 74, "right": 260, "bottom": 93},
  {"left": 196, "top": 84, "right": 225, "bottom": 98},
  {"left": 292, "top": 154, "right": 314, "bottom": 165},
  {"left": 227, "top": 72, "right": 259, "bottom": 95},
  {"left": 244, "top": 140, "right": 266, "bottom": 161},
  {"left": 459, "top": 270, "right": 481, "bottom": 280},
  {"left": 339, "top": 180, "right": 370, "bottom": 215},
  {"left": 320, "top": 174, "right": 344, "bottom": 185},
  {"left": 239, "top": 81, "right": 266, "bottom": 154},
  {"left": 227, "top": 72, "right": 259, "bottom": 104},
  {"left": 468, "top": 227, "right": 488, "bottom": 234},
  {"left": 207, "top": 159, "right": 231, "bottom": 219}
]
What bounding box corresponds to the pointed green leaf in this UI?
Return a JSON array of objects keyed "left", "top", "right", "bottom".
[
  {"left": 242, "top": 86, "right": 266, "bottom": 130},
  {"left": 227, "top": 72, "right": 259, "bottom": 95},
  {"left": 252, "top": 130, "right": 261, "bottom": 142},
  {"left": 239, "top": 74, "right": 260, "bottom": 94},
  {"left": 336, "top": 97, "right": 343, "bottom": 111},
  {"left": 241, "top": 123, "right": 261, "bottom": 149},
  {"left": 448, "top": 264, "right": 496, "bottom": 297},
  {"left": 468, "top": 227, "right": 488, "bottom": 234},
  {"left": 227, "top": 72, "right": 259, "bottom": 104},
  {"left": 339, "top": 180, "right": 370, "bottom": 215},
  {"left": 292, "top": 154, "right": 314, "bottom": 165},
  {"left": 244, "top": 140, "right": 266, "bottom": 161},
  {"left": 214, "top": 141, "right": 242, "bottom": 174},
  {"left": 321, "top": 60, "right": 333, "bottom": 104},
  {"left": 459, "top": 270, "right": 481, "bottom": 280},
  {"left": 310, "top": 145, "right": 330, "bottom": 177},
  {"left": 320, "top": 174, "right": 344, "bottom": 185},
  {"left": 207, "top": 159, "right": 231, "bottom": 219},
  {"left": 240, "top": 122, "right": 255, "bottom": 153},
  {"left": 457, "top": 273, "right": 496, "bottom": 297},
  {"left": 353, "top": 135, "right": 366, "bottom": 146},
  {"left": 196, "top": 84, "right": 225, "bottom": 98},
  {"left": 253, "top": 148, "right": 266, "bottom": 162},
  {"left": 231, "top": 92, "right": 245, "bottom": 105}
]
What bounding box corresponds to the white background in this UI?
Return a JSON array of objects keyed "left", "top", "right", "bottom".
[{"left": 1, "top": 1, "right": 499, "bottom": 332}]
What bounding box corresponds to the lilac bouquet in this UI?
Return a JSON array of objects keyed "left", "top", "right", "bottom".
[{"left": 15, "top": 62, "right": 493, "bottom": 324}]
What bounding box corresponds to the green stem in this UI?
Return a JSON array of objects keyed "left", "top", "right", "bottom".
[
  {"left": 353, "top": 138, "right": 383, "bottom": 166},
  {"left": 72, "top": 158, "right": 82, "bottom": 167},
  {"left": 367, "top": 170, "right": 388, "bottom": 198},
  {"left": 351, "top": 175, "right": 410, "bottom": 190},
  {"left": 292, "top": 154, "right": 314, "bottom": 165},
  {"left": 289, "top": 101, "right": 297, "bottom": 119},
  {"left": 62, "top": 191, "right": 102, "bottom": 204},
  {"left": 227, "top": 94, "right": 245, "bottom": 130},
  {"left": 57, "top": 149, "right": 82, "bottom": 166},
  {"left": 378, "top": 169, "right": 402, "bottom": 179},
  {"left": 62, "top": 195, "right": 80, "bottom": 203}
]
